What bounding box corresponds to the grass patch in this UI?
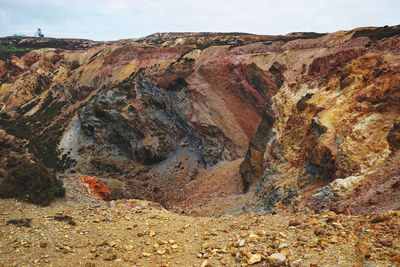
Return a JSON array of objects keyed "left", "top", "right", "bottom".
[
  {"left": 0, "top": 42, "right": 34, "bottom": 60},
  {"left": 0, "top": 95, "right": 68, "bottom": 171}
]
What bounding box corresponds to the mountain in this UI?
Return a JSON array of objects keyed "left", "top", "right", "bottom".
[{"left": 1, "top": 25, "right": 400, "bottom": 215}]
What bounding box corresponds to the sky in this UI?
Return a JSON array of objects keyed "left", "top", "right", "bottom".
[{"left": 0, "top": 0, "right": 399, "bottom": 41}]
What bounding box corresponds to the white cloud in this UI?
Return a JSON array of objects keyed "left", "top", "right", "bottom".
[{"left": 0, "top": 0, "right": 398, "bottom": 40}]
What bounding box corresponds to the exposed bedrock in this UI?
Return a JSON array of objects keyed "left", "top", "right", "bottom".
[
  {"left": 1, "top": 26, "right": 400, "bottom": 213},
  {"left": 241, "top": 30, "right": 400, "bottom": 214}
]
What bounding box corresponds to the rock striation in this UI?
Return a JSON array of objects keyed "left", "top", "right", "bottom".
[{"left": 0, "top": 25, "right": 400, "bottom": 213}]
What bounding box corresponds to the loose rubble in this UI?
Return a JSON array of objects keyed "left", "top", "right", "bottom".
[{"left": 1, "top": 193, "right": 399, "bottom": 266}]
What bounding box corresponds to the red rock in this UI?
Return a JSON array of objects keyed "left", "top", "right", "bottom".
[
  {"left": 356, "top": 240, "right": 371, "bottom": 258},
  {"left": 379, "top": 238, "right": 392, "bottom": 247},
  {"left": 76, "top": 174, "right": 111, "bottom": 201},
  {"left": 392, "top": 255, "right": 400, "bottom": 265}
]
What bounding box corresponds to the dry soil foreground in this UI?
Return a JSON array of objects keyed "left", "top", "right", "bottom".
[{"left": 0, "top": 178, "right": 400, "bottom": 267}]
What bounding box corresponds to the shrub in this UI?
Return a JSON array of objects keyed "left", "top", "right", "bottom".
[{"left": 0, "top": 162, "right": 65, "bottom": 206}]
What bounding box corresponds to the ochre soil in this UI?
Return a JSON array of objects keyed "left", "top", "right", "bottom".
[{"left": 0, "top": 177, "right": 399, "bottom": 267}]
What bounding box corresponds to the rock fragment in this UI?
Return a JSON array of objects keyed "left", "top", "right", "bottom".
[
  {"left": 248, "top": 253, "right": 262, "bottom": 265},
  {"left": 268, "top": 253, "right": 286, "bottom": 265}
]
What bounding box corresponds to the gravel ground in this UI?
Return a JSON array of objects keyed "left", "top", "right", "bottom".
[{"left": 0, "top": 178, "right": 399, "bottom": 267}]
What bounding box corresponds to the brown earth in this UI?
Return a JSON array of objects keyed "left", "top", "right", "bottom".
[{"left": 0, "top": 179, "right": 399, "bottom": 266}]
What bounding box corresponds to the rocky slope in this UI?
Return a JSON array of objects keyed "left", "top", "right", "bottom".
[{"left": 1, "top": 25, "right": 400, "bottom": 215}]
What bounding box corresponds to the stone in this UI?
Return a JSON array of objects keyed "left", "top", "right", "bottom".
[
  {"left": 278, "top": 243, "right": 288, "bottom": 249},
  {"left": 392, "top": 255, "right": 400, "bottom": 265},
  {"left": 379, "top": 238, "right": 392, "bottom": 247},
  {"left": 248, "top": 254, "right": 262, "bottom": 265},
  {"left": 40, "top": 242, "right": 48, "bottom": 248},
  {"left": 97, "top": 240, "right": 108, "bottom": 246},
  {"left": 290, "top": 259, "right": 302, "bottom": 267},
  {"left": 356, "top": 240, "right": 371, "bottom": 258},
  {"left": 326, "top": 211, "right": 337, "bottom": 223},
  {"left": 279, "top": 232, "right": 287, "bottom": 238},
  {"left": 104, "top": 253, "right": 117, "bottom": 261},
  {"left": 157, "top": 249, "right": 167, "bottom": 255},
  {"left": 240, "top": 231, "right": 249, "bottom": 238},
  {"left": 314, "top": 227, "right": 326, "bottom": 236},
  {"left": 248, "top": 233, "right": 259, "bottom": 241},
  {"left": 288, "top": 220, "right": 300, "bottom": 227},
  {"left": 76, "top": 174, "right": 111, "bottom": 201},
  {"left": 125, "top": 244, "right": 133, "bottom": 251},
  {"left": 201, "top": 260, "right": 212, "bottom": 267},
  {"left": 268, "top": 253, "right": 286, "bottom": 265},
  {"left": 330, "top": 236, "right": 339, "bottom": 243}
]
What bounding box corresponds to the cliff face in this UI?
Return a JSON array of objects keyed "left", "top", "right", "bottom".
[
  {"left": 0, "top": 26, "right": 399, "bottom": 214},
  {"left": 241, "top": 26, "right": 400, "bottom": 214}
]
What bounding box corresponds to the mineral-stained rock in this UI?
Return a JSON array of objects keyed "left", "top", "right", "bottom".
[
  {"left": 0, "top": 26, "right": 400, "bottom": 213},
  {"left": 238, "top": 26, "right": 400, "bottom": 214},
  {"left": 76, "top": 174, "right": 111, "bottom": 201}
]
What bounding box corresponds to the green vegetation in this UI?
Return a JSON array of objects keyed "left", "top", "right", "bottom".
[
  {"left": 0, "top": 162, "right": 65, "bottom": 206},
  {"left": 0, "top": 94, "right": 68, "bottom": 170},
  {"left": 0, "top": 41, "right": 34, "bottom": 60}
]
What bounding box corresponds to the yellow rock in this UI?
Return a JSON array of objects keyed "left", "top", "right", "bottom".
[
  {"left": 248, "top": 233, "right": 259, "bottom": 241},
  {"left": 124, "top": 244, "right": 133, "bottom": 251},
  {"left": 157, "top": 249, "right": 167, "bottom": 255},
  {"left": 201, "top": 260, "right": 212, "bottom": 267},
  {"left": 248, "top": 254, "right": 262, "bottom": 265}
]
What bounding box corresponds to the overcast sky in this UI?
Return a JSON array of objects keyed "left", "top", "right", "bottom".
[{"left": 0, "top": 0, "right": 399, "bottom": 41}]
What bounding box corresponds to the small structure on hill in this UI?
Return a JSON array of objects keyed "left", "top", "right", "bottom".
[{"left": 34, "top": 28, "right": 44, "bottom": 38}]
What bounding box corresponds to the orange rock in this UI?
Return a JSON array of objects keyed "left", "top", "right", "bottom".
[
  {"left": 76, "top": 174, "right": 111, "bottom": 201},
  {"left": 392, "top": 255, "right": 400, "bottom": 265}
]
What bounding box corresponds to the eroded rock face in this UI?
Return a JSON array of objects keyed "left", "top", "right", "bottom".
[
  {"left": 241, "top": 26, "right": 400, "bottom": 214},
  {"left": 0, "top": 33, "right": 276, "bottom": 208},
  {"left": 0, "top": 26, "right": 399, "bottom": 213}
]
